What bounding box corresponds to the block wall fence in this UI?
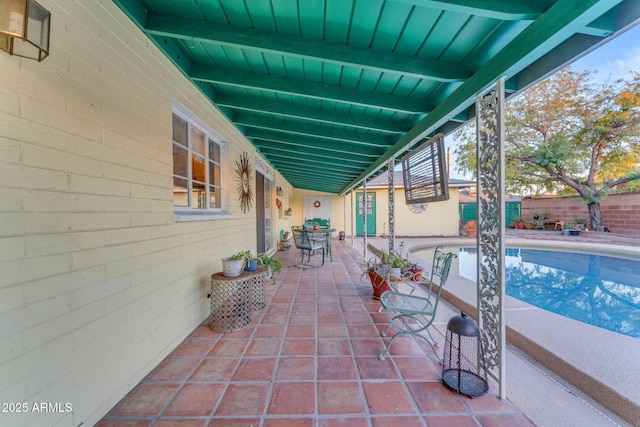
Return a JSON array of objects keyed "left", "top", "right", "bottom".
[{"left": 521, "top": 192, "right": 640, "bottom": 236}]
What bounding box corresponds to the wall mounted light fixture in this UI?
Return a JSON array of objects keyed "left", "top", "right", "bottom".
[
  {"left": 0, "top": 0, "right": 51, "bottom": 61},
  {"left": 285, "top": 208, "right": 293, "bottom": 216}
]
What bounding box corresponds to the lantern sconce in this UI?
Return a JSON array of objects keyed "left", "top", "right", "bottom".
[
  {"left": 0, "top": 0, "right": 51, "bottom": 61},
  {"left": 285, "top": 208, "right": 293, "bottom": 216},
  {"left": 276, "top": 186, "right": 283, "bottom": 196}
]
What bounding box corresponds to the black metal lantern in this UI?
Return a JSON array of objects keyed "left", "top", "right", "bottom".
[{"left": 442, "top": 312, "right": 488, "bottom": 396}]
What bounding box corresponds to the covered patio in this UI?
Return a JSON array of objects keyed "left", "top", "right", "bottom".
[
  {"left": 3, "top": 1, "right": 640, "bottom": 426},
  {"left": 98, "top": 241, "right": 533, "bottom": 426}
]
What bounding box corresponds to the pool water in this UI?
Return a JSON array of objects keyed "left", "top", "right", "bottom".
[{"left": 414, "top": 247, "right": 640, "bottom": 338}]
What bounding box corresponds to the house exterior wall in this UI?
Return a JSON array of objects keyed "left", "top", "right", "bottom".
[
  {"left": 0, "top": 1, "right": 292, "bottom": 426},
  {"left": 355, "top": 188, "right": 461, "bottom": 237},
  {"left": 521, "top": 193, "right": 640, "bottom": 236}
]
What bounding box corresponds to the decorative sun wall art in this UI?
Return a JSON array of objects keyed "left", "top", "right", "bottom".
[{"left": 235, "top": 152, "right": 253, "bottom": 213}]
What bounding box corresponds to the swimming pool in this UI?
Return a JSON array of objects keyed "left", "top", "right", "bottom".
[{"left": 413, "top": 246, "right": 640, "bottom": 338}]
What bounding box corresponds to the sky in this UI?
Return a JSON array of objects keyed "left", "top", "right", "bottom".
[{"left": 446, "top": 23, "right": 640, "bottom": 180}]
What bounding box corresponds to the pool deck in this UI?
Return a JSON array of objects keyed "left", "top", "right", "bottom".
[{"left": 358, "top": 230, "right": 640, "bottom": 427}]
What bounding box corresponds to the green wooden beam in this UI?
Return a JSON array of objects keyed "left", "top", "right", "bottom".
[
  {"left": 387, "top": 0, "right": 545, "bottom": 20},
  {"left": 234, "top": 113, "right": 394, "bottom": 147},
  {"left": 215, "top": 94, "right": 409, "bottom": 134},
  {"left": 246, "top": 129, "right": 386, "bottom": 158},
  {"left": 144, "top": 13, "right": 477, "bottom": 82},
  {"left": 189, "top": 64, "right": 433, "bottom": 114},
  {"left": 256, "top": 146, "right": 366, "bottom": 170},
  {"left": 340, "top": 0, "right": 624, "bottom": 195}
]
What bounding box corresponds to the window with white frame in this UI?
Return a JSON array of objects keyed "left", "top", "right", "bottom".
[{"left": 172, "top": 108, "right": 224, "bottom": 210}]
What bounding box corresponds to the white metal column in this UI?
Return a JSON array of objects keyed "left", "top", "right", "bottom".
[
  {"left": 387, "top": 159, "right": 395, "bottom": 253},
  {"left": 476, "top": 77, "right": 507, "bottom": 399}
]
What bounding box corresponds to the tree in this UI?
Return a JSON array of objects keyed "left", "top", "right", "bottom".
[{"left": 454, "top": 69, "right": 640, "bottom": 231}]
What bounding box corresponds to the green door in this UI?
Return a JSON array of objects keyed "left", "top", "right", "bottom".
[{"left": 356, "top": 192, "right": 376, "bottom": 236}]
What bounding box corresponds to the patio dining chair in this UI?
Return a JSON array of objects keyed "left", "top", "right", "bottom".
[
  {"left": 291, "top": 227, "right": 325, "bottom": 268},
  {"left": 378, "top": 246, "right": 457, "bottom": 361}
]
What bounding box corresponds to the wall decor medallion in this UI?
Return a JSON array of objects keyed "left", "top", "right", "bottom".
[
  {"left": 313, "top": 201, "right": 321, "bottom": 208},
  {"left": 235, "top": 152, "right": 253, "bottom": 213},
  {"left": 408, "top": 203, "right": 427, "bottom": 213}
]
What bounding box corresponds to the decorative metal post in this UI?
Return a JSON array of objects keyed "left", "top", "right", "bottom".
[
  {"left": 476, "top": 77, "right": 507, "bottom": 399},
  {"left": 387, "top": 159, "right": 395, "bottom": 253},
  {"left": 362, "top": 180, "right": 368, "bottom": 260},
  {"left": 350, "top": 190, "right": 354, "bottom": 246}
]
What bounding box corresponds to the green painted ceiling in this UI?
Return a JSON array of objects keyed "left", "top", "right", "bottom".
[{"left": 112, "top": 0, "right": 640, "bottom": 194}]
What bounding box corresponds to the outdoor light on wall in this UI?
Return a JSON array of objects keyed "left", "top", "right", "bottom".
[
  {"left": 285, "top": 208, "right": 293, "bottom": 216},
  {"left": 0, "top": 0, "right": 51, "bottom": 61}
]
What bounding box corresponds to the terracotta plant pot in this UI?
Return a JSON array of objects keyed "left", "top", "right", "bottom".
[{"left": 368, "top": 270, "right": 392, "bottom": 300}]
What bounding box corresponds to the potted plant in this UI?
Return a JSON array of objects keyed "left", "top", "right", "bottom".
[
  {"left": 244, "top": 251, "right": 258, "bottom": 271},
  {"left": 257, "top": 252, "right": 282, "bottom": 280},
  {"left": 465, "top": 220, "right": 477, "bottom": 237},
  {"left": 361, "top": 258, "right": 392, "bottom": 300},
  {"left": 222, "top": 251, "right": 247, "bottom": 277},
  {"left": 532, "top": 211, "right": 550, "bottom": 220},
  {"left": 525, "top": 220, "right": 536, "bottom": 230},
  {"left": 510, "top": 215, "right": 525, "bottom": 229}
]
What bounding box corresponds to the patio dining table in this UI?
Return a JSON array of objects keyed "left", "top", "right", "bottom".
[{"left": 295, "top": 226, "right": 335, "bottom": 261}]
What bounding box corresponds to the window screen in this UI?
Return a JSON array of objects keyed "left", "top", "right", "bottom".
[{"left": 401, "top": 133, "right": 449, "bottom": 204}]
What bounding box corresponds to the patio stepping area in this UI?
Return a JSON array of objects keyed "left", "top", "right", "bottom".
[{"left": 97, "top": 241, "right": 533, "bottom": 426}]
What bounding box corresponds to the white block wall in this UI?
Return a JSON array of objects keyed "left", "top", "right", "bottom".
[{"left": 0, "top": 1, "right": 292, "bottom": 426}]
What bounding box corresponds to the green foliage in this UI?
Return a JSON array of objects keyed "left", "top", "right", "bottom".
[
  {"left": 257, "top": 253, "right": 282, "bottom": 274},
  {"left": 453, "top": 68, "right": 640, "bottom": 231}
]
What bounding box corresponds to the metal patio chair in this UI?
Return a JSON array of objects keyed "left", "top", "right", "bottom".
[
  {"left": 378, "top": 246, "right": 457, "bottom": 361},
  {"left": 291, "top": 227, "right": 325, "bottom": 268}
]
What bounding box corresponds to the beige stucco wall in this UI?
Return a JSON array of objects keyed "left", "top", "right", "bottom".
[
  {"left": 358, "top": 187, "right": 461, "bottom": 237},
  {"left": 282, "top": 187, "right": 460, "bottom": 238},
  {"left": 0, "top": 1, "right": 293, "bottom": 426}
]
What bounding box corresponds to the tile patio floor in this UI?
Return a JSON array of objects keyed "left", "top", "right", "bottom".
[{"left": 97, "top": 240, "right": 534, "bottom": 427}]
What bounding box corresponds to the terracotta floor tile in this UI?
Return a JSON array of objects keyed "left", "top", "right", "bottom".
[
  {"left": 318, "top": 418, "right": 369, "bottom": 427},
  {"left": 108, "top": 384, "right": 179, "bottom": 416},
  {"left": 207, "top": 418, "right": 260, "bottom": 426},
  {"left": 282, "top": 338, "right": 317, "bottom": 355},
  {"left": 171, "top": 338, "right": 214, "bottom": 357},
  {"left": 163, "top": 383, "right": 224, "bottom": 416},
  {"left": 268, "top": 382, "right": 315, "bottom": 414},
  {"left": 189, "top": 325, "right": 222, "bottom": 339},
  {"left": 190, "top": 358, "right": 238, "bottom": 382},
  {"left": 290, "top": 312, "right": 317, "bottom": 324},
  {"left": 362, "top": 382, "right": 417, "bottom": 415},
  {"left": 245, "top": 338, "right": 282, "bottom": 356},
  {"left": 406, "top": 382, "right": 468, "bottom": 414},
  {"left": 394, "top": 357, "right": 441, "bottom": 380},
  {"left": 371, "top": 416, "right": 428, "bottom": 427},
  {"left": 350, "top": 339, "right": 385, "bottom": 356},
  {"left": 155, "top": 420, "right": 206, "bottom": 427},
  {"left": 261, "top": 312, "right": 289, "bottom": 324},
  {"left": 317, "top": 324, "right": 348, "bottom": 338},
  {"left": 355, "top": 357, "right": 400, "bottom": 380},
  {"left": 208, "top": 339, "right": 249, "bottom": 357},
  {"left": 98, "top": 244, "right": 533, "bottom": 426},
  {"left": 464, "top": 391, "right": 521, "bottom": 413},
  {"left": 347, "top": 323, "right": 380, "bottom": 338},
  {"left": 214, "top": 383, "right": 270, "bottom": 416},
  {"left": 286, "top": 324, "right": 316, "bottom": 339},
  {"left": 317, "top": 357, "right": 358, "bottom": 380},
  {"left": 276, "top": 357, "right": 315, "bottom": 380},
  {"left": 264, "top": 418, "right": 314, "bottom": 427},
  {"left": 254, "top": 324, "right": 286, "bottom": 339},
  {"left": 232, "top": 358, "right": 276, "bottom": 381},
  {"left": 95, "top": 420, "right": 152, "bottom": 427},
  {"left": 424, "top": 415, "right": 481, "bottom": 427},
  {"left": 145, "top": 357, "right": 200, "bottom": 382},
  {"left": 318, "top": 382, "right": 366, "bottom": 414},
  {"left": 317, "top": 338, "right": 352, "bottom": 356}
]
